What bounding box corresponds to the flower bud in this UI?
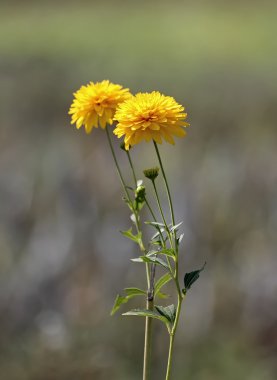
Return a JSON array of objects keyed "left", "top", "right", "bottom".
[
  {"left": 143, "top": 167, "right": 159, "bottom": 181},
  {"left": 135, "top": 185, "right": 146, "bottom": 202}
]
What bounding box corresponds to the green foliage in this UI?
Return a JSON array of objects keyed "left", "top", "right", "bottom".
[
  {"left": 111, "top": 295, "right": 130, "bottom": 316},
  {"left": 120, "top": 228, "right": 142, "bottom": 244},
  {"left": 123, "top": 309, "right": 169, "bottom": 325},
  {"left": 155, "top": 304, "right": 176, "bottom": 324},
  {"left": 156, "top": 291, "right": 169, "bottom": 299},
  {"left": 111, "top": 288, "right": 146, "bottom": 316},
  {"left": 131, "top": 255, "right": 169, "bottom": 269},
  {"left": 154, "top": 273, "right": 172, "bottom": 296},
  {"left": 145, "top": 221, "right": 166, "bottom": 228},
  {"left": 147, "top": 248, "right": 175, "bottom": 260},
  {"left": 169, "top": 221, "right": 183, "bottom": 232},
  {"left": 124, "top": 287, "right": 146, "bottom": 296},
  {"left": 183, "top": 262, "right": 206, "bottom": 293}
]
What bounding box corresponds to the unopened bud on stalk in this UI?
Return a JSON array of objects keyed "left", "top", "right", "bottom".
[
  {"left": 135, "top": 185, "right": 146, "bottom": 203},
  {"left": 143, "top": 167, "right": 159, "bottom": 181}
]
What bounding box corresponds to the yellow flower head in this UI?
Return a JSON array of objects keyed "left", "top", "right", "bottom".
[
  {"left": 113, "top": 91, "right": 189, "bottom": 150},
  {"left": 69, "top": 80, "right": 131, "bottom": 133}
]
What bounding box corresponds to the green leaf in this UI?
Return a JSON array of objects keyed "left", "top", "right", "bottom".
[
  {"left": 124, "top": 287, "right": 146, "bottom": 296},
  {"left": 154, "top": 273, "right": 172, "bottom": 295},
  {"left": 148, "top": 249, "right": 175, "bottom": 259},
  {"left": 120, "top": 228, "right": 142, "bottom": 244},
  {"left": 156, "top": 291, "right": 169, "bottom": 299},
  {"left": 111, "top": 287, "right": 146, "bottom": 316},
  {"left": 177, "top": 233, "right": 184, "bottom": 246},
  {"left": 130, "top": 257, "right": 143, "bottom": 263},
  {"left": 170, "top": 221, "right": 183, "bottom": 232},
  {"left": 123, "top": 309, "right": 169, "bottom": 325},
  {"left": 183, "top": 262, "right": 206, "bottom": 292},
  {"left": 155, "top": 304, "right": 176, "bottom": 323},
  {"left": 151, "top": 231, "right": 164, "bottom": 240},
  {"left": 145, "top": 221, "right": 166, "bottom": 228},
  {"left": 152, "top": 239, "right": 163, "bottom": 246},
  {"left": 132, "top": 255, "right": 169, "bottom": 269},
  {"left": 111, "top": 295, "right": 129, "bottom": 316}
]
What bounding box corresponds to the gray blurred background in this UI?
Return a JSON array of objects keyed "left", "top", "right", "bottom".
[{"left": 0, "top": 1, "right": 277, "bottom": 379}]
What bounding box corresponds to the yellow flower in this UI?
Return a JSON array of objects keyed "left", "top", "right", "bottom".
[
  {"left": 69, "top": 80, "right": 131, "bottom": 133},
  {"left": 113, "top": 91, "right": 189, "bottom": 150}
]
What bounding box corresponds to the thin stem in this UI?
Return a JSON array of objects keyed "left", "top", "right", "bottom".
[
  {"left": 153, "top": 142, "right": 177, "bottom": 252},
  {"left": 105, "top": 127, "right": 130, "bottom": 201},
  {"left": 126, "top": 150, "right": 138, "bottom": 185},
  {"left": 151, "top": 180, "right": 174, "bottom": 249},
  {"left": 165, "top": 334, "right": 175, "bottom": 380},
  {"left": 105, "top": 128, "right": 145, "bottom": 250},
  {"left": 153, "top": 142, "right": 176, "bottom": 226},
  {"left": 145, "top": 198, "right": 166, "bottom": 247},
  {"left": 150, "top": 180, "right": 174, "bottom": 276},
  {"left": 152, "top": 142, "right": 185, "bottom": 380},
  {"left": 143, "top": 298, "right": 154, "bottom": 380},
  {"left": 165, "top": 294, "right": 183, "bottom": 380},
  {"left": 116, "top": 139, "right": 155, "bottom": 380}
]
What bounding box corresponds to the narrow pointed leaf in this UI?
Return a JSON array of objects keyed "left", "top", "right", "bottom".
[
  {"left": 145, "top": 221, "right": 166, "bottom": 229},
  {"left": 148, "top": 249, "right": 175, "bottom": 259},
  {"left": 170, "top": 221, "right": 183, "bottom": 232},
  {"left": 120, "top": 228, "right": 142, "bottom": 244},
  {"left": 124, "top": 287, "right": 146, "bottom": 296},
  {"left": 151, "top": 229, "right": 165, "bottom": 240},
  {"left": 156, "top": 291, "right": 169, "bottom": 299},
  {"left": 111, "top": 287, "right": 146, "bottom": 316},
  {"left": 123, "top": 309, "right": 169, "bottom": 325},
  {"left": 111, "top": 295, "right": 129, "bottom": 316},
  {"left": 154, "top": 272, "right": 172, "bottom": 295},
  {"left": 133, "top": 255, "right": 169, "bottom": 269},
  {"left": 131, "top": 257, "right": 144, "bottom": 263}
]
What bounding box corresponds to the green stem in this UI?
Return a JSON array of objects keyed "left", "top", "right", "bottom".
[
  {"left": 152, "top": 142, "right": 184, "bottom": 380},
  {"left": 126, "top": 150, "right": 138, "bottom": 185},
  {"left": 105, "top": 127, "right": 130, "bottom": 201},
  {"left": 125, "top": 152, "right": 176, "bottom": 380},
  {"left": 165, "top": 334, "right": 175, "bottom": 380},
  {"left": 153, "top": 142, "right": 177, "bottom": 252},
  {"left": 124, "top": 150, "right": 157, "bottom": 380},
  {"left": 151, "top": 180, "right": 174, "bottom": 249},
  {"left": 105, "top": 128, "right": 145, "bottom": 246},
  {"left": 111, "top": 137, "right": 154, "bottom": 380},
  {"left": 143, "top": 298, "right": 154, "bottom": 380},
  {"left": 145, "top": 198, "right": 166, "bottom": 247},
  {"left": 165, "top": 294, "right": 183, "bottom": 380}
]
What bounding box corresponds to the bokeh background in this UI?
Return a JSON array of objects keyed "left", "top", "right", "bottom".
[{"left": 0, "top": 1, "right": 277, "bottom": 379}]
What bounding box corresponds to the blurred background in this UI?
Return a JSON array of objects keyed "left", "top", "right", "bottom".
[{"left": 0, "top": 0, "right": 277, "bottom": 379}]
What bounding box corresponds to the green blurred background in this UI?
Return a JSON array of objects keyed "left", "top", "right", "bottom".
[{"left": 0, "top": 1, "right": 277, "bottom": 379}]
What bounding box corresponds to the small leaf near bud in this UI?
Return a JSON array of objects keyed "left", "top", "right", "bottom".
[{"left": 143, "top": 167, "right": 159, "bottom": 181}]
